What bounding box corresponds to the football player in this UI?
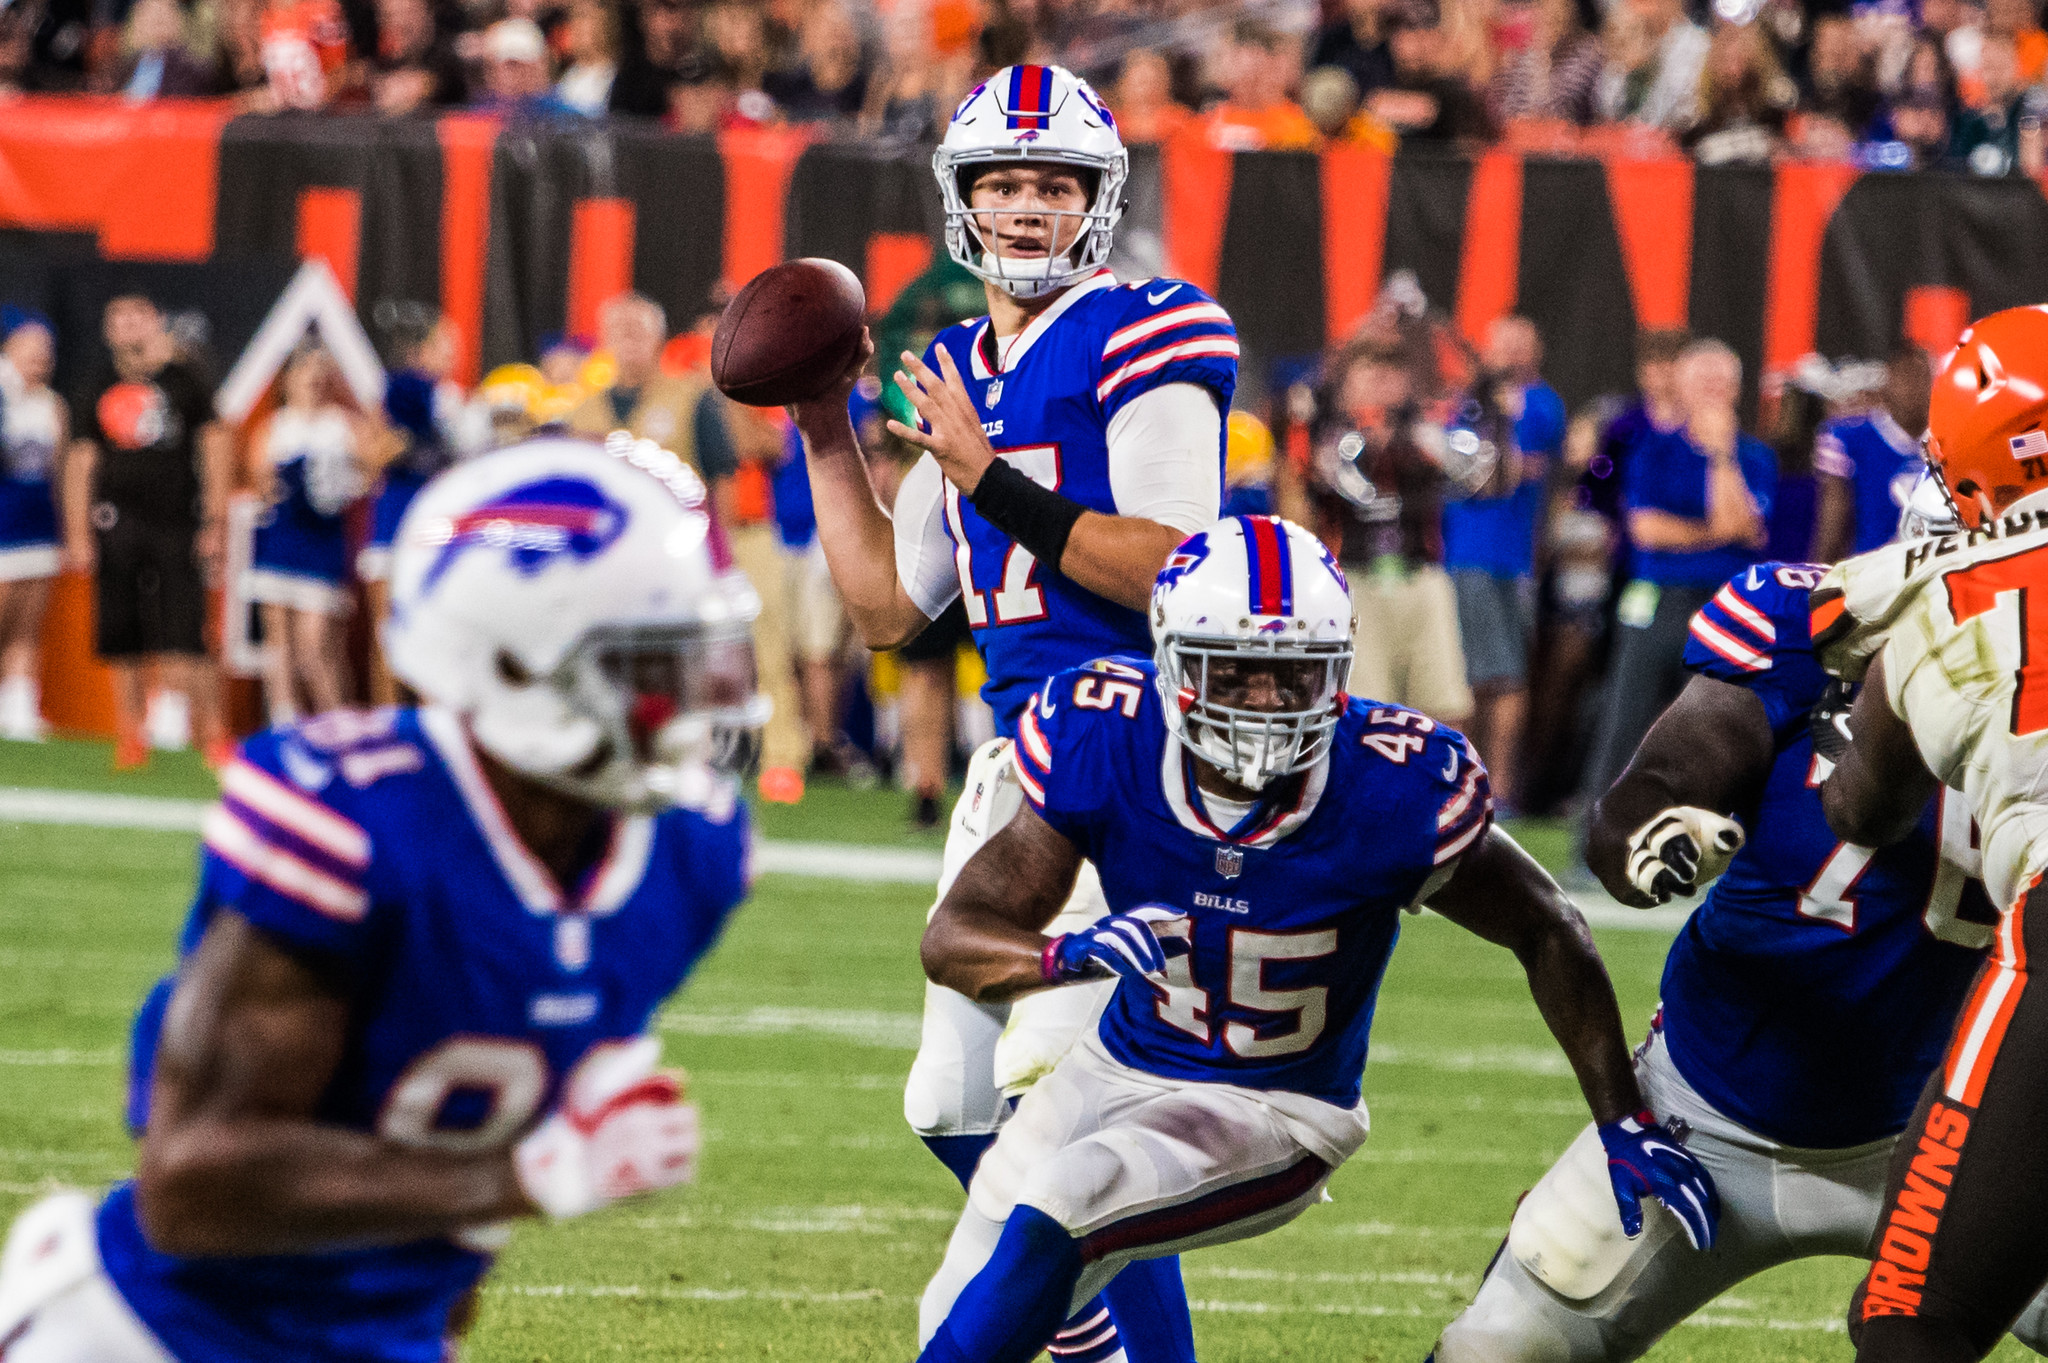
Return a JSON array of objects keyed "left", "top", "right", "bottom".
[
  {"left": 0, "top": 436, "right": 762, "bottom": 1362},
  {"left": 1815, "top": 306, "right": 2048, "bottom": 1362},
  {"left": 911, "top": 516, "right": 1719, "bottom": 1363},
  {"left": 791, "top": 62, "right": 1234, "bottom": 1362},
  {"left": 1431, "top": 520, "right": 2048, "bottom": 1359}
]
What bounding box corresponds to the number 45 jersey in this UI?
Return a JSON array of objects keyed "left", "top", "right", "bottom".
[
  {"left": 1815, "top": 507, "right": 2048, "bottom": 913},
  {"left": 1663, "top": 562, "right": 1988, "bottom": 1149},
  {"left": 1014, "top": 658, "right": 1492, "bottom": 1106},
  {"left": 894, "top": 269, "right": 1236, "bottom": 731},
  {"left": 97, "top": 706, "right": 750, "bottom": 1363}
]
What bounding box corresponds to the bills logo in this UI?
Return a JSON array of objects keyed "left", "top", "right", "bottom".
[
  {"left": 2012, "top": 430, "right": 2048, "bottom": 460},
  {"left": 96, "top": 382, "right": 174, "bottom": 452},
  {"left": 1157, "top": 535, "right": 1211, "bottom": 591},
  {"left": 418, "top": 477, "right": 628, "bottom": 593}
]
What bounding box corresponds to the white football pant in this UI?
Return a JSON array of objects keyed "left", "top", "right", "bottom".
[
  {"left": 903, "top": 738, "right": 1113, "bottom": 1139},
  {"left": 0, "top": 1192, "right": 173, "bottom": 1363},
  {"left": 1432, "top": 1028, "right": 2048, "bottom": 1361},
  {"left": 919, "top": 1035, "right": 1370, "bottom": 1345}
]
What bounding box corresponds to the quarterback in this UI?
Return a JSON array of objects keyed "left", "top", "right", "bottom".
[
  {"left": 791, "top": 61, "right": 1233, "bottom": 1360},
  {"left": 0, "top": 438, "right": 762, "bottom": 1362},
  {"left": 912, "top": 517, "right": 1718, "bottom": 1363}
]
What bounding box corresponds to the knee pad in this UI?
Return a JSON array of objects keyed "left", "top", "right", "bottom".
[{"left": 1016, "top": 1135, "right": 1129, "bottom": 1239}]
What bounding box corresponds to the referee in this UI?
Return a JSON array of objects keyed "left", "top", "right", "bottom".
[{"left": 63, "top": 296, "right": 230, "bottom": 769}]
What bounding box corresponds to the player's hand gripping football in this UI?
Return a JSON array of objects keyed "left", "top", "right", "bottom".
[
  {"left": 1597, "top": 1111, "right": 1720, "bottom": 1250},
  {"left": 1043, "top": 906, "right": 1190, "bottom": 985},
  {"left": 1622, "top": 808, "right": 1745, "bottom": 905},
  {"left": 514, "top": 1036, "right": 700, "bottom": 1220},
  {"left": 887, "top": 345, "right": 1000, "bottom": 494}
]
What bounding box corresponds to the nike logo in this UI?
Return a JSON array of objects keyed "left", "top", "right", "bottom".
[
  {"left": 1147, "top": 285, "right": 1181, "bottom": 305},
  {"left": 1040, "top": 693, "right": 1058, "bottom": 718}
]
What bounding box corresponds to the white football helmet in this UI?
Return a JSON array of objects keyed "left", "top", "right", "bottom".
[
  {"left": 383, "top": 433, "right": 769, "bottom": 813},
  {"left": 933, "top": 63, "right": 1128, "bottom": 300},
  {"left": 1151, "top": 516, "right": 1355, "bottom": 792},
  {"left": 1897, "top": 463, "right": 1960, "bottom": 540}
]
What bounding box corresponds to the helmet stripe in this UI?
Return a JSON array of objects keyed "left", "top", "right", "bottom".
[
  {"left": 1241, "top": 515, "right": 1290, "bottom": 616},
  {"left": 1007, "top": 64, "right": 1051, "bottom": 129}
]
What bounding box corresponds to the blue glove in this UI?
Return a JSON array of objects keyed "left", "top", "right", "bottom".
[
  {"left": 1043, "top": 906, "right": 1188, "bottom": 985},
  {"left": 1597, "top": 1110, "right": 1720, "bottom": 1250}
]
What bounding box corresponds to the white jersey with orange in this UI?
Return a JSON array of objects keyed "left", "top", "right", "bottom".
[{"left": 1812, "top": 491, "right": 2048, "bottom": 909}]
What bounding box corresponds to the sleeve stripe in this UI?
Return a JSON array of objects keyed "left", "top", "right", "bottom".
[
  {"left": 1096, "top": 338, "right": 1241, "bottom": 404},
  {"left": 1102, "top": 303, "right": 1234, "bottom": 359},
  {"left": 203, "top": 805, "right": 369, "bottom": 922},
  {"left": 1690, "top": 613, "right": 1770, "bottom": 672},
  {"left": 1017, "top": 705, "right": 1053, "bottom": 772},
  {"left": 1437, "top": 764, "right": 1484, "bottom": 830},
  {"left": 221, "top": 760, "right": 370, "bottom": 867},
  {"left": 1014, "top": 761, "right": 1047, "bottom": 808},
  {"left": 1711, "top": 585, "right": 1777, "bottom": 643},
  {"left": 1434, "top": 806, "right": 1491, "bottom": 865}
]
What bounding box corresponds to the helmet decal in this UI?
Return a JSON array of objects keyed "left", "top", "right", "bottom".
[
  {"left": 419, "top": 476, "right": 628, "bottom": 593},
  {"left": 1006, "top": 64, "right": 1056, "bottom": 129},
  {"left": 1239, "top": 515, "right": 1293, "bottom": 617},
  {"left": 2011, "top": 430, "right": 2048, "bottom": 459},
  {"left": 1156, "top": 534, "right": 1211, "bottom": 591}
]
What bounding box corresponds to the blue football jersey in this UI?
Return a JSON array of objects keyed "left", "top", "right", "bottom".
[
  {"left": 924, "top": 269, "right": 1235, "bottom": 730},
  {"left": 1814, "top": 412, "right": 1923, "bottom": 555},
  {"left": 99, "top": 706, "right": 750, "bottom": 1363},
  {"left": 1014, "top": 659, "right": 1491, "bottom": 1105},
  {"left": 1660, "top": 563, "right": 1990, "bottom": 1148}
]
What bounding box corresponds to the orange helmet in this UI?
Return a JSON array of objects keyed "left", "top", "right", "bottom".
[{"left": 1928, "top": 305, "right": 2048, "bottom": 528}]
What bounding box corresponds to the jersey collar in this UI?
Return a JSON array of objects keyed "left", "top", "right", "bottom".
[
  {"left": 1157, "top": 734, "right": 1329, "bottom": 848},
  {"left": 418, "top": 706, "right": 655, "bottom": 971},
  {"left": 978, "top": 268, "right": 1117, "bottom": 375}
]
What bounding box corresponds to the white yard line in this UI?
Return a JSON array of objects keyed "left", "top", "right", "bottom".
[
  {"left": 0, "top": 1049, "right": 119, "bottom": 1066},
  {"left": 0, "top": 786, "right": 1681, "bottom": 927}
]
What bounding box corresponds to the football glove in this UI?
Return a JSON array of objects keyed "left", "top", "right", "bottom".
[
  {"left": 514, "top": 1036, "right": 699, "bottom": 1220},
  {"left": 1809, "top": 677, "right": 1857, "bottom": 767},
  {"left": 1598, "top": 1111, "right": 1719, "bottom": 1250},
  {"left": 1043, "top": 905, "right": 1189, "bottom": 985},
  {"left": 1623, "top": 807, "right": 1744, "bottom": 904}
]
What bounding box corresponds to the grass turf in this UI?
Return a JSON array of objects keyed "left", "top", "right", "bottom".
[{"left": 0, "top": 736, "right": 2024, "bottom": 1361}]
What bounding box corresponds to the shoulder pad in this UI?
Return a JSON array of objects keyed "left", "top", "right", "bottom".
[{"left": 1685, "top": 562, "right": 1826, "bottom": 679}]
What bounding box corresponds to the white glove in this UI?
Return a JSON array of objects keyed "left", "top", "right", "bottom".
[
  {"left": 1623, "top": 807, "right": 1745, "bottom": 904},
  {"left": 514, "top": 1037, "right": 700, "bottom": 1220}
]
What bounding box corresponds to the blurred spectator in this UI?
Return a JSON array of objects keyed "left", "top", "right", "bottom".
[
  {"left": 245, "top": 342, "right": 365, "bottom": 724},
  {"left": 1371, "top": 9, "right": 1497, "bottom": 141},
  {"left": 701, "top": 0, "right": 774, "bottom": 116},
  {"left": 1302, "top": 65, "right": 1401, "bottom": 147},
  {"left": 1113, "top": 46, "right": 1192, "bottom": 142},
  {"left": 1800, "top": 14, "right": 1881, "bottom": 136},
  {"left": 1989, "top": 0, "right": 2048, "bottom": 82},
  {"left": 553, "top": 0, "right": 618, "bottom": 114},
  {"left": 111, "top": 0, "right": 215, "bottom": 97},
  {"left": 369, "top": 0, "right": 465, "bottom": 111},
  {"left": 1581, "top": 327, "right": 1690, "bottom": 546},
  {"left": 1444, "top": 315, "right": 1562, "bottom": 812},
  {"left": 1488, "top": 0, "right": 1605, "bottom": 126},
  {"left": 1599, "top": 0, "right": 1708, "bottom": 131},
  {"left": 259, "top": 0, "right": 353, "bottom": 109},
  {"left": 65, "top": 295, "right": 230, "bottom": 770},
  {"left": 1812, "top": 347, "right": 1932, "bottom": 560},
  {"left": 1685, "top": 19, "right": 1797, "bottom": 163},
  {"left": 1310, "top": 0, "right": 1398, "bottom": 102},
  {"left": 1760, "top": 368, "right": 1826, "bottom": 561},
  {"left": 0, "top": 313, "right": 66, "bottom": 743},
  {"left": 667, "top": 52, "right": 735, "bottom": 130},
  {"left": 473, "top": 16, "right": 577, "bottom": 115},
  {"left": 1581, "top": 338, "right": 1773, "bottom": 840},
  {"left": 1309, "top": 341, "right": 1474, "bottom": 727},
  {"left": 209, "top": 0, "right": 271, "bottom": 94},
  {"left": 608, "top": 0, "right": 691, "bottom": 116},
  {"left": 860, "top": 2, "right": 945, "bottom": 141},
  {"left": 764, "top": 0, "right": 867, "bottom": 122},
  {"left": 1202, "top": 17, "right": 1320, "bottom": 150},
  {"left": 568, "top": 293, "right": 733, "bottom": 494},
  {"left": 1949, "top": 33, "right": 2046, "bottom": 172}
]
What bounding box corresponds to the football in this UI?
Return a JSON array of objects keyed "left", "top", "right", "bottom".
[{"left": 710, "top": 258, "right": 868, "bottom": 407}]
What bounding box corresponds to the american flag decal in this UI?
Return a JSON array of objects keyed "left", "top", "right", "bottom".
[{"left": 2011, "top": 429, "right": 2048, "bottom": 459}]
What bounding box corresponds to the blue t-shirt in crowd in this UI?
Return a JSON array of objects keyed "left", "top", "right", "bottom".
[
  {"left": 1623, "top": 429, "right": 1778, "bottom": 588},
  {"left": 1442, "top": 382, "right": 1566, "bottom": 579},
  {"left": 772, "top": 424, "right": 814, "bottom": 550},
  {"left": 1815, "top": 410, "right": 1923, "bottom": 555}
]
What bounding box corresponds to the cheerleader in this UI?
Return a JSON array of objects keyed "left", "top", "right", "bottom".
[{"left": 0, "top": 317, "right": 67, "bottom": 741}]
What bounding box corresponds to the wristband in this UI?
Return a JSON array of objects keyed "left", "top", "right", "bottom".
[
  {"left": 1042, "top": 935, "right": 1070, "bottom": 984},
  {"left": 968, "top": 458, "right": 1087, "bottom": 571}
]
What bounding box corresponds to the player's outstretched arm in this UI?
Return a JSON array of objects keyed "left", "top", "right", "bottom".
[
  {"left": 788, "top": 330, "right": 935, "bottom": 649},
  {"left": 1821, "top": 649, "right": 1939, "bottom": 849},
  {"left": 1586, "top": 675, "right": 1774, "bottom": 907},
  {"left": 135, "top": 912, "right": 535, "bottom": 1256},
  {"left": 922, "top": 801, "right": 1086, "bottom": 1004},
  {"left": 1427, "top": 826, "right": 1642, "bottom": 1126}
]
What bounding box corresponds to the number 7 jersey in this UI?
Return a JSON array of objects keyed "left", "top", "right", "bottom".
[
  {"left": 1814, "top": 504, "right": 2048, "bottom": 911},
  {"left": 892, "top": 269, "right": 1236, "bottom": 731}
]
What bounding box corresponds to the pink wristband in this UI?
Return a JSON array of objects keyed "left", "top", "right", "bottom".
[{"left": 1041, "top": 936, "right": 1067, "bottom": 984}]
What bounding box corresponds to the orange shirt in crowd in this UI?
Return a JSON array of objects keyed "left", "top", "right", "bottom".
[
  {"left": 1202, "top": 100, "right": 1322, "bottom": 152},
  {"left": 1118, "top": 101, "right": 1195, "bottom": 144},
  {"left": 2019, "top": 27, "right": 2048, "bottom": 83},
  {"left": 261, "top": 0, "right": 349, "bottom": 109}
]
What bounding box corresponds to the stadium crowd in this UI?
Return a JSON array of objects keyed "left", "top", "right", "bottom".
[
  {"left": 2, "top": 0, "right": 2047, "bottom": 170},
  {"left": 0, "top": 256, "right": 1929, "bottom": 856}
]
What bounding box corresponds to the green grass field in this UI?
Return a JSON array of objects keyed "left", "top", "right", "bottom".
[{"left": 0, "top": 736, "right": 2025, "bottom": 1362}]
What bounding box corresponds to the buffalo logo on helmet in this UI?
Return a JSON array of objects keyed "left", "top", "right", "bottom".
[
  {"left": 96, "top": 382, "right": 176, "bottom": 452},
  {"left": 1156, "top": 535, "right": 1212, "bottom": 592},
  {"left": 417, "top": 476, "right": 629, "bottom": 593}
]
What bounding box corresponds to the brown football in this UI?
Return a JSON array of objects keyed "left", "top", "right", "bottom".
[{"left": 710, "top": 258, "right": 868, "bottom": 407}]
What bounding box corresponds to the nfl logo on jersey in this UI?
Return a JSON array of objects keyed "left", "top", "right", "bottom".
[
  {"left": 1215, "top": 846, "right": 1244, "bottom": 878},
  {"left": 985, "top": 379, "right": 1004, "bottom": 407}
]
